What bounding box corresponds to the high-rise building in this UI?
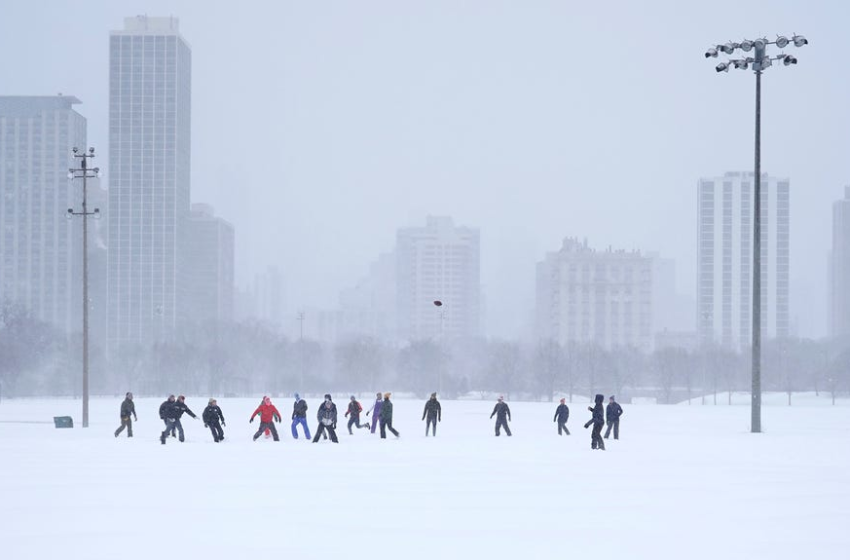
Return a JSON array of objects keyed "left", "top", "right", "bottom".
[
  {"left": 536, "top": 238, "right": 653, "bottom": 351},
  {"left": 396, "top": 216, "right": 480, "bottom": 341},
  {"left": 829, "top": 186, "right": 850, "bottom": 339},
  {"left": 0, "top": 96, "right": 90, "bottom": 334},
  {"left": 107, "top": 16, "right": 192, "bottom": 348},
  {"left": 185, "top": 204, "right": 234, "bottom": 325},
  {"left": 697, "top": 172, "right": 790, "bottom": 349}
]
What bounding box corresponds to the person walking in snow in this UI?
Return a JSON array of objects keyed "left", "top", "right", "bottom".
[
  {"left": 490, "top": 395, "right": 512, "bottom": 437},
  {"left": 366, "top": 392, "right": 383, "bottom": 434},
  {"left": 159, "top": 394, "right": 177, "bottom": 438},
  {"left": 604, "top": 395, "right": 623, "bottom": 440},
  {"left": 379, "top": 392, "right": 400, "bottom": 439},
  {"left": 171, "top": 395, "right": 198, "bottom": 442},
  {"left": 114, "top": 392, "right": 137, "bottom": 438},
  {"left": 553, "top": 398, "right": 570, "bottom": 436},
  {"left": 345, "top": 395, "right": 369, "bottom": 434},
  {"left": 312, "top": 394, "right": 339, "bottom": 443},
  {"left": 291, "top": 393, "right": 311, "bottom": 440},
  {"left": 422, "top": 392, "right": 441, "bottom": 437},
  {"left": 250, "top": 395, "right": 281, "bottom": 441},
  {"left": 584, "top": 394, "right": 606, "bottom": 450},
  {"left": 203, "top": 398, "right": 226, "bottom": 443}
]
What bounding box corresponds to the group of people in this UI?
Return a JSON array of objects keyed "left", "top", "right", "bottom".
[{"left": 113, "top": 391, "right": 624, "bottom": 449}]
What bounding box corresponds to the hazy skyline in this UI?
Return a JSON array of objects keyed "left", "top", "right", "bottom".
[{"left": 2, "top": 0, "right": 847, "bottom": 339}]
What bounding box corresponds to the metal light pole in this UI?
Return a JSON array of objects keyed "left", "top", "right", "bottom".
[
  {"left": 433, "top": 300, "right": 444, "bottom": 394},
  {"left": 706, "top": 34, "right": 807, "bottom": 433},
  {"left": 296, "top": 311, "right": 305, "bottom": 390},
  {"left": 68, "top": 147, "right": 100, "bottom": 428}
]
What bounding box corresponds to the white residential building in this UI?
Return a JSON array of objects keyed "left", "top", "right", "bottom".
[{"left": 830, "top": 186, "right": 850, "bottom": 339}]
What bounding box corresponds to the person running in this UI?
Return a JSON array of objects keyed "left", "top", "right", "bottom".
[
  {"left": 366, "top": 392, "right": 383, "bottom": 434},
  {"left": 312, "top": 395, "right": 339, "bottom": 443},
  {"left": 291, "top": 393, "right": 311, "bottom": 440},
  {"left": 490, "top": 395, "right": 512, "bottom": 437},
  {"left": 379, "top": 392, "right": 400, "bottom": 439},
  {"left": 159, "top": 395, "right": 177, "bottom": 438},
  {"left": 345, "top": 395, "right": 369, "bottom": 434},
  {"left": 604, "top": 395, "right": 624, "bottom": 440},
  {"left": 114, "top": 392, "right": 137, "bottom": 438},
  {"left": 202, "top": 398, "right": 226, "bottom": 443},
  {"left": 422, "top": 392, "right": 441, "bottom": 437},
  {"left": 171, "top": 395, "right": 198, "bottom": 442},
  {"left": 250, "top": 396, "right": 281, "bottom": 441},
  {"left": 553, "top": 398, "right": 570, "bottom": 436},
  {"left": 584, "top": 394, "right": 606, "bottom": 450}
]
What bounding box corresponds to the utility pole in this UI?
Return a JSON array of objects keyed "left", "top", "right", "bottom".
[
  {"left": 297, "top": 311, "right": 305, "bottom": 390},
  {"left": 68, "top": 147, "right": 100, "bottom": 428},
  {"left": 433, "top": 300, "right": 444, "bottom": 394}
]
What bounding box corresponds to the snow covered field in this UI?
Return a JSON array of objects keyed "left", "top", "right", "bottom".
[{"left": 1, "top": 396, "right": 849, "bottom": 559}]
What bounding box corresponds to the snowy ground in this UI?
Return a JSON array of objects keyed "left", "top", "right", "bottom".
[{"left": 1, "top": 395, "right": 849, "bottom": 559}]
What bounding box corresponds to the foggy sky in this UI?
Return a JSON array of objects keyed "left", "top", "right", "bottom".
[{"left": 2, "top": 0, "right": 847, "bottom": 339}]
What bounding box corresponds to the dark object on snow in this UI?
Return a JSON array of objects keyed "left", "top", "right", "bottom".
[
  {"left": 605, "top": 397, "right": 623, "bottom": 440},
  {"left": 54, "top": 416, "right": 73, "bottom": 428},
  {"left": 585, "top": 394, "right": 605, "bottom": 450},
  {"left": 554, "top": 402, "right": 570, "bottom": 436},
  {"left": 422, "top": 395, "right": 441, "bottom": 437},
  {"left": 379, "top": 395, "right": 399, "bottom": 439},
  {"left": 490, "top": 399, "right": 511, "bottom": 437}
]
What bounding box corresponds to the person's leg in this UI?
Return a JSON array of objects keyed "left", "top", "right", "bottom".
[
  {"left": 253, "top": 423, "right": 268, "bottom": 441},
  {"left": 301, "top": 418, "right": 312, "bottom": 439},
  {"left": 175, "top": 419, "right": 185, "bottom": 442},
  {"left": 613, "top": 419, "right": 619, "bottom": 440},
  {"left": 504, "top": 420, "right": 512, "bottom": 437},
  {"left": 312, "top": 424, "right": 325, "bottom": 443},
  {"left": 371, "top": 415, "right": 378, "bottom": 434},
  {"left": 347, "top": 416, "right": 355, "bottom": 435},
  {"left": 268, "top": 422, "right": 280, "bottom": 441},
  {"left": 380, "top": 419, "right": 386, "bottom": 439},
  {"left": 115, "top": 419, "right": 125, "bottom": 437},
  {"left": 215, "top": 422, "right": 224, "bottom": 441},
  {"left": 425, "top": 417, "right": 432, "bottom": 436},
  {"left": 495, "top": 419, "right": 501, "bottom": 436},
  {"left": 126, "top": 418, "right": 133, "bottom": 437},
  {"left": 388, "top": 420, "right": 399, "bottom": 437},
  {"left": 328, "top": 426, "right": 339, "bottom": 443},
  {"left": 291, "top": 419, "right": 299, "bottom": 439},
  {"left": 604, "top": 422, "right": 612, "bottom": 439}
]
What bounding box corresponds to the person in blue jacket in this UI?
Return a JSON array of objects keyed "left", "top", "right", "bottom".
[
  {"left": 584, "top": 394, "right": 605, "bottom": 450},
  {"left": 604, "top": 395, "right": 624, "bottom": 440},
  {"left": 553, "top": 397, "right": 570, "bottom": 436},
  {"left": 291, "top": 393, "right": 311, "bottom": 440}
]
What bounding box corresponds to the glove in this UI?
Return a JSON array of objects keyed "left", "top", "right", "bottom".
[
  {"left": 333, "top": 423, "right": 337, "bottom": 430},
  {"left": 204, "top": 424, "right": 209, "bottom": 428},
  {"left": 250, "top": 418, "right": 254, "bottom": 423},
  {"left": 584, "top": 421, "right": 592, "bottom": 429},
  {"left": 366, "top": 411, "right": 370, "bottom": 416},
  {"left": 222, "top": 422, "right": 226, "bottom": 427}
]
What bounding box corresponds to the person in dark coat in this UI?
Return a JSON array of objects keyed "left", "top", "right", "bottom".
[
  {"left": 379, "top": 392, "right": 400, "bottom": 439},
  {"left": 366, "top": 392, "right": 383, "bottom": 434},
  {"left": 159, "top": 394, "right": 177, "bottom": 438},
  {"left": 291, "top": 393, "right": 311, "bottom": 439},
  {"left": 584, "top": 394, "right": 606, "bottom": 450},
  {"left": 553, "top": 397, "right": 570, "bottom": 436},
  {"left": 202, "top": 398, "right": 226, "bottom": 443},
  {"left": 345, "top": 395, "right": 369, "bottom": 434},
  {"left": 171, "top": 395, "right": 198, "bottom": 442},
  {"left": 604, "top": 396, "right": 623, "bottom": 440},
  {"left": 422, "top": 392, "right": 441, "bottom": 436},
  {"left": 114, "top": 392, "right": 138, "bottom": 438},
  {"left": 312, "top": 395, "right": 339, "bottom": 443},
  {"left": 490, "top": 395, "right": 512, "bottom": 437}
]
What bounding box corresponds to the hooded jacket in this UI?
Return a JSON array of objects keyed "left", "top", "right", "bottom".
[
  {"left": 554, "top": 403, "right": 569, "bottom": 422},
  {"left": 590, "top": 394, "right": 605, "bottom": 425},
  {"left": 346, "top": 400, "right": 363, "bottom": 417},
  {"left": 203, "top": 405, "right": 225, "bottom": 425},
  {"left": 174, "top": 399, "right": 197, "bottom": 419},
  {"left": 292, "top": 398, "right": 308, "bottom": 419},
  {"left": 318, "top": 401, "right": 338, "bottom": 426},
  {"left": 120, "top": 397, "right": 136, "bottom": 419},
  {"left": 606, "top": 401, "right": 623, "bottom": 423},
  {"left": 423, "top": 398, "right": 441, "bottom": 420},
  {"left": 490, "top": 401, "right": 511, "bottom": 421},
  {"left": 379, "top": 398, "right": 393, "bottom": 422},
  {"left": 251, "top": 399, "right": 281, "bottom": 423}
]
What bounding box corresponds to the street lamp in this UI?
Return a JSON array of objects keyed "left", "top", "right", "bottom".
[
  {"left": 705, "top": 34, "right": 807, "bottom": 433},
  {"left": 67, "top": 147, "right": 101, "bottom": 428},
  {"left": 433, "top": 300, "right": 444, "bottom": 394}
]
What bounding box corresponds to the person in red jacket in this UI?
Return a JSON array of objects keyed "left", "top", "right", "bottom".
[{"left": 250, "top": 396, "right": 281, "bottom": 441}]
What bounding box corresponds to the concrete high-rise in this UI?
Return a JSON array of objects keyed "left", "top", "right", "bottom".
[
  {"left": 536, "top": 238, "right": 654, "bottom": 351},
  {"left": 829, "top": 186, "right": 850, "bottom": 339},
  {"left": 107, "top": 16, "right": 192, "bottom": 348},
  {"left": 697, "top": 172, "right": 790, "bottom": 350},
  {"left": 185, "top": 204, "right": 234, "bottom": 325},
  {"left": 0, "top": 96, "right": 90, "bottom": 334},
  {"left": 396, "top": 216, "right": 480, "bottom": 341}
]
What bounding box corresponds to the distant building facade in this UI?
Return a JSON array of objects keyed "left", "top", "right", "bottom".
[
  {"left": 697, "top": 172, "right": 790, "bottom": 349},
  {"left": 830, "top": 186, "right": 850, "bottom": 339},
  {"left": 396, "top": 216, "right": 480, "bottom": 341},
  {"left": 185, "top": 204, "right": 234, "bottom": 325},
  {"left": 0, "top": 96, "right": 94, "bottom": 334},
  {"left": 107, "top": 16, "right": 192, "bottom": 348},
  {"left": 536, "top": 238, "right": 653, "bottom": 351}
]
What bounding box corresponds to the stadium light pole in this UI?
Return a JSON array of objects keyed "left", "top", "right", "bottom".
[
  {"left": 68, "top": 147, "right": 101, "bottom": 428},
  {"left": 705, "top": 34, "right": 807, "bottom": 433},
  {"left": 433, "top": 300, "right": 444, "bottom": 394}
]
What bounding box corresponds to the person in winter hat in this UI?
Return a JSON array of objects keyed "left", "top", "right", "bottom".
[
  {"left": 291, "top": 393, "right": 311, "bottom": 440},
  {"left": 114, "top": 392, "right": 138, "bottom": 438},
  {"left": 379, "top": 392, "right": 400, "bottom": 439},
  {"left": 604, "top": 396, "right": 623, "bottom": 440},
  {"left": 170, "top": 395, "right": 199, "bottom": 443},
  {"left": 490, "top": 395, "right": 512, "bottom": 437},
  {"left": 159, "top": 395, "right": 177, "bottom": 438},
  {"left": 250, "top": 396, "right": 282, "bottom": 441},
  {"left": 366, "top": 392, "right": 383, "bottom": 434},
  {"left": 553, "top": 398, "right": 570, "bottom": 436},
  {"left": 583, "top": 394, "right": 606, "bottom": 450},
  {"left": 202, "top": 398, "right": 226, "bottom": 443},
  {"left": 345, "top": 395, "right": 370, "bottom": 434},
  {"left": 312, "top": 394, "right": 339, "bottom": 443},
  {"left": 422, "top": 392, "right": 441, "bottom": 437}
]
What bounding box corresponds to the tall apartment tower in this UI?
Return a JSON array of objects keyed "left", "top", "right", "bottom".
[
  {"left": 829, "top": 186, "right": 850, "bottom": 339},
  {"left": 536, "top": 238, "right": 654, "bottom": 351},
  {"left": 185, "top": 204, "right": 234, "bottom": 325},
  {"left": 396, "top": 216, "right": 480, "bottom": 341},
  {"left": 0, "top": 96, "right": 88, "bottom": 333},
  {"left": 697, "top": 172, "right": 790, "bottom": 350},
  {"left": 107, "top": 16, "right": 192, "bottom": 349}
]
